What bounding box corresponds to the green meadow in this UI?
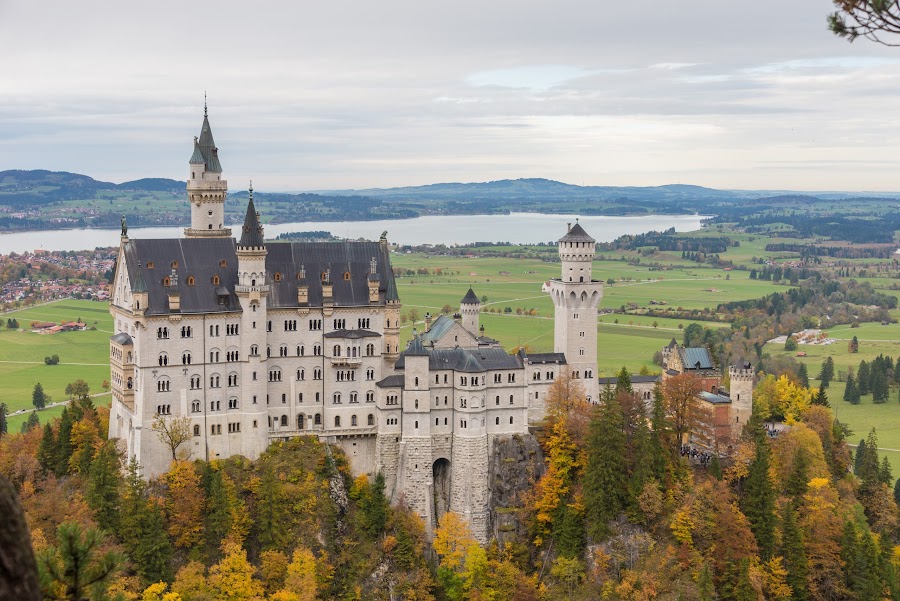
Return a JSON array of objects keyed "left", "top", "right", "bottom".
[{"left": 1, "top": 300, "right": 112, "bottom": 430}]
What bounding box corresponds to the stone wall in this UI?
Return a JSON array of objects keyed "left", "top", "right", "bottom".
[{"left": 489, "top": 433, "right": 545, "bottom": 546}]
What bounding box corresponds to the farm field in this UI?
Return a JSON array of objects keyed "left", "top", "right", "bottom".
[{"left": 0, "top": 299, "right": 112, "bottom": 429}]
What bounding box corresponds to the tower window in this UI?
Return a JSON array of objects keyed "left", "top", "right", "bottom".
[
  {"left": 212, "top": 275, "right": 220, "bottom": 285},
  {"left": 343, "top": 271, "right": 351, "bottom": 281},
  {"left": 186, "top": 276, "right": 195, "bottom": 286}
]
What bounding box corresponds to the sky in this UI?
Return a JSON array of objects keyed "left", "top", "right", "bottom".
[{"left": 1, "top": 0, "right": 900, "bottom": 192}]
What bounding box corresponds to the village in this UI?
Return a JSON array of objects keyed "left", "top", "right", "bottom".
[{"left": 0, "top": 248, "right": 113, "bottom": 309}]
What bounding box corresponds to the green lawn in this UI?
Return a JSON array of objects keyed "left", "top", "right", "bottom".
[{"left": 0, "top": 300, "right": 112, "bottom": 425}]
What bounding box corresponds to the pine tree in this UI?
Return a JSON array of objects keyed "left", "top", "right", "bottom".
[
  {"left": 856, "top": 439, "right": 869, "bottom": 476},
  {"left": 55, "top": 407, "right": 74, "bottom": 477},
  {"left": 818, "top": 357, "right": 835, "bottom": 388},
  {"left": 37, "top": 523, "right": 123, "bottom": 601},
  {"left": 0, "top": 402, "right": 7, "bottom": 439},
  {"left": 21, "top": 411, "right": 39, "bottom": 433},
  {"left": 880, "top": 457, "right": 893, "bottom": 487},
  {"left": 872, "top": 369, "right": 889, "bottom": 404},
  {"left": 648, "top": 385, "right": 670, "bottom": 482},
  {"left": 812, "top": 387, "right": 830, "bottom": 407},
  {"left": 86, "top": 441, "right": 122, "bottom": 533},
  {"left": 584, "top": 392, "right": 627, "bottom": 538},
  {"left": 119, "top": 458, "right": 172, "bottom": 585},
  {"left": 844, "top": 374, "right": 860, "bottom": 404},
  {"left": 203, "top": 467, "right": 232, "bottom": 560},
  {"left": 36, "top": 423, "right": 57, "bottom": 475},
  {"left": 786, "top": 447, "right": 810, "bottom": 502},
  {"left": 798, "top": 363, "right": 809, "bottom": 388},
  {"left": 741, "top": 430, "right": 777, "bottom": 560},
  {"left": 858, "top": 361, "right": 871, "bottom": 396},
  {"left": 894, "top": 478, "right": 900, "bottom": 506},
  {"left": 781, "top": 503, "right": 809, "bottom": 601},
  {"left": 32, "top": 383, "right": 46, "bottom": 410},
  {"left": 615, "top": 366, "right": 633, "bottom": 395}
]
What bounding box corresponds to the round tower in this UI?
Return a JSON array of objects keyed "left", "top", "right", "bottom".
[
  {"left": 185, "top": 99, "right": 231, "bottom": 238},
  {"left": 546, "top": 220, "right": 602, "bottom": 402},
  {"left": 460, "top": 287, "right": 480, "bottom": 336}
]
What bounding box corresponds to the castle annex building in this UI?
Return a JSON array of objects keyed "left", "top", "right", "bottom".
[{"left": 107, "top": 107, "right": 602, "bottom": 542}]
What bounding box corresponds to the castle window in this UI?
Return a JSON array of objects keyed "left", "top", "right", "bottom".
[
  {"left": 414, "top": 399, "right": 418, "bottom": 409},
  {"left": 163, "top": 277, "right": 171, "bottom": 286},
  {"left": 414, "top": 377, "right": 419, "bottom": 387},
  {"left": 315, "top": 413, "right": 321, "bottom": 425},
  {"left": 335, "top": 415, "right": 341, "bottom": 427},
  {"left": 147, "top": 261, "right": 154, "bottom": 269},
  {"left": 191, "top": 400, "right": 201, "bottom": 412},
  {"left": 281, "top": 415, "right": 288, "bottom": 426},
  {"left": 171, "top": 260, "right": 178, "bottom": 269},
  {"left": 496, "top": 417, "right": 500, "bottom": 425},
  {"left": 510, "top": 416, "right": 514, "bottom": 424},
  {"left": 510, "top": 395, "right": 514, "bottom": 405},
  {"left": 187, "top": 276, "right": 195, "bottom": 286},
  {"left": 321, "top": 272, "right": 328, "bottom": 282},
  {"left": 282, "top": 394, "right": 287, "bottom": 404},
  {"left": 496, "top": 396, "right": 500, "bottom": 405},
  {"left": 415, "top": 421, "right": 418, "bottom": 429},
  {"left": 343, "top": 271, "right": 351, "bottom": 281},
  {"left": 193, "top": 425, "right": 200, "bottom": 436},
  {"left": 333, "top": 393, "right": 341, "bottom": 404},
  {"left": 220, "top": 259, "right": 227, "bottom": 267},
  {"left": 350, "top": 392, "right": 359, "bottom": 404},
  {"left": 212, "top": 275, "right": 220, "bottom": 285},
  {"left": 274, "top": 272, "right": 282, "bottom": 282},
  {"left": 367, "top": 391, "right": 374, "bottom": 403},
  {"left": 351, "top": 415, "right": 357, "bottom": 426}
]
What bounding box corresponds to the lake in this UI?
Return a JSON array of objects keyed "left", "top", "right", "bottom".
[{"left": 0, "top": 212, "right": 709, "bottom": 254}]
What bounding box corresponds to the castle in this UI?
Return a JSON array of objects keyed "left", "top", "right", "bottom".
[{"left": 107, "top": 105, "right": 602, "bottom": 542}]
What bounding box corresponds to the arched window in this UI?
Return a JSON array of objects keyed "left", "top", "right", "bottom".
[
  {"left": 351, "top": 415, "right": 357, "bottom": 426},
  {"left": 274, "top": 272, "right": 282, "bottom": 282},
  {"left": 343, "top": 271, "right": 351, "bottom": 281},
  {"left": 171, "top": 260, "right": 178, "bottom": 269},
  {"left": 315, "top": 413, "right": 321, "bottom": 425},
  {"left": 280, "top": 415, "right": 288, "bottom": 426},
  {"left": 335, "top": 415, "right": 341, "bottom": 427},
  {"left": 187, "top": 275, "right": 195, "bottom": 286},
  {"left": 367, "top": 414, "right": 374, "bottom": 426},
  {"left": 212, "top": 275, "right": 220, "bottom": 285},
  {"left": 193, "top": 425, "right": 200, "bottom": 436}
]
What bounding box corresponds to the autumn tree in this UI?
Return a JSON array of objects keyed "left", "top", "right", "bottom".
[
  {"left": 781, "top": 503, "right": 809, "bottom": 601},
  {"left": 207, "top": 543, "right": 264, "bottom": 601},
  {"left": 275, "top": 547, "right": 317, "bottom": 601},
  {"left": 151, "top": 414, "right": 193, "bottom": 462},
  {"left": 662, "top": 372, "right": 703, "bottom": 455},
  {"left": 164, "top": 460, "right": 205, "bottom": 550},
  {"left": 65, "top": 379, "right": 90, "bottom": 401}
]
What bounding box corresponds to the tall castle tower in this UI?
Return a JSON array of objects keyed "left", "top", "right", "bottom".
[
  {"left": 460, "top": 287, "right": 480, "bottom": 336},
  {"left": 728, "top": 362, "right": 754, "bottom": 431},
  {"left": 547, "top": 221, "right": 602, "bottom": 402},
  {"left": 186, "top": 101, "right": 231, "bottom": 238}
]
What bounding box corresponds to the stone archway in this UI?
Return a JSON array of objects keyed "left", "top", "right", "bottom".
[{"left": 432, "top": 458, "right": 451, "bottom": 525}]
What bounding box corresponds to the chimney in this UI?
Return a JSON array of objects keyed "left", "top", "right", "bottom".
[
  {"left": 424, "top": 312, "right": 432, "bottom": 332},
  {"left": 567, "top": 222, "right": 571, "bottom": 232}
]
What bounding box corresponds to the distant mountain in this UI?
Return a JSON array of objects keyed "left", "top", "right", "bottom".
[
  {"left": 116, "top": 177, "right": 185, "bottom": 191},
  {"left": 0, "top": 170, "right": 183, "bottom": 193}
]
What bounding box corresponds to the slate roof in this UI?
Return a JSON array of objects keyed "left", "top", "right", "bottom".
[
  {"left": 559, "top": 222, "right": 595, "bottom": 243},
  {"left": 395, "top": 347, "right": 523, "bottom": 373},
  {"left": 667, "top": 338, "right": 678, "bottom": 349},
  {"left": 110, "top": 332, "right": 133, "bottom": 345},
  {"left": 699, "top": 391, "right": 732, "bottom": 405},
  {"left": 376, "top": 374, "right": 405, "bottom": 388},
  {"left": 680, "top": 347, "right": 715, "bottom": 371},
  {"left": 323, "top": 329, "right": 382, "bottom": 339},
  {"left": 597, "top": 374, "right": 660, "bottom": 385},
  {"left": 522, "top": 352, "right": 567, "bottom": 364},
  {"left": 404, "top": 334, "right": 429, "bottom": 356},
  {"left": 238, "top": 197, "right": 265, "bottom": 249},
  {"left": 461, "top": 287, "right": 480, "bottom": 305},
  {"left": 421, "top": 315, "right": 463, "bottom": 345},
  {"left": 123, "top": 237, "right": 399, "bottom": 315},
  {"left": 194, "top": 112, "right": 223, "bottom": 173}
]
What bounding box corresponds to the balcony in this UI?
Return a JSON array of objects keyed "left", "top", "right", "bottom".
[
  {"left": 183, "top": 227, "right": 233, "bottom": 237},
  {"left": 187, "top": 179, "right": 228, "bottom": 191},
  {"left": 330, "top": 356, "right": 362, "bottom": 367}
]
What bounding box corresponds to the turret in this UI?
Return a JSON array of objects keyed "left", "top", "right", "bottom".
[
  {"left": 728, "top": 362, "right": 754, "bottom": 429},
  {"left": 185, "top": 99, "right": 231, "bottom": 238},
  {"left": 460, "top": 287, "right": 480, "bottom": 335},
  {"left": 558, "top": 220, "right": 596, "bottom": 283}
]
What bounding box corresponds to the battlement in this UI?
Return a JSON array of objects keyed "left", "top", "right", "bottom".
[{"left": 728, "top": 366, "right": 754, "bottom": 380}]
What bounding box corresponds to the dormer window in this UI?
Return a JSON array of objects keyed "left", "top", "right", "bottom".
[
  {"left": 186, "top": 276, "right": 195, "bottom": 286},
  {"left": 321, "top": 272, "right": 328, "bottom": 282},
  {"left": 343, "top": 271, "right": 351, "bottom": 281},
  {"left": 212, "top": 275, "right": 220, "bottom": 285},
  {"left": 163, "top": 277, "right": 171, "bottom": 286},
  {"left": 171, "top": 260, "right": 178, "bottom": 269},
  {"left": 146, "top": 261, "right": 154, "bottom": 269},
  {"left": 274, "top": 272, "right": 282, "bottom": 282},
  {"left": 220, "top": 259, "right": 227, "bottom": 267}
]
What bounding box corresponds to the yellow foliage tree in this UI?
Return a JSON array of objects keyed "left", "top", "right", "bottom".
[
  {"left": 432, "top": 511, "right": 477, "bottom": 572},
  {"left": 754, "top": 374, "right": 812, "bottom": 423},
  {"left": 258, "top": 550, "right": 288, "bottom": 595},
  {"left": 278, "top": 546, "right": 317, "bottom": 601},
  {"left": 142, "top": 581, "right": 183, "bottom": 601},
  {"left": 207, "top": 543, "right": 265, "bottom": 601},
  {"left": 172, "top": 561, "right": 212, "bottom": 601},
  {"left": 163, "top": 460, "right": 205, "bottom": 549}
]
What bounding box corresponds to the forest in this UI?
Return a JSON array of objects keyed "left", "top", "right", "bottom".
[{"left": 2, "top": 362, "right": 900, "bottom": 600}]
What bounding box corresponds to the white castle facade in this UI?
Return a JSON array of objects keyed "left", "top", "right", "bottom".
[{"left": 107, "top": 107, "right": 602, "bottom": 542}]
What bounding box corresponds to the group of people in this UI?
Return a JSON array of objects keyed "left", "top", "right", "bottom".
[{"left": 681, "top": 445, "right": 716, "bottom": 466}]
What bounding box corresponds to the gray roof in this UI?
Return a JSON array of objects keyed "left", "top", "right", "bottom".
[
  {"left": 123, "top": 237, "right": 399, "bottom": 315},
  {"left": 699, "top": 391, "right": 731, "bottom": 405},
  {"left": 238, "top": 197, "right": 265, "bottom": 249},
  {"left": 598, "top": 374, "right": 660, "bottom": 385},
  {"left": 189, "top": 139, "right": 205, "bottom": 164},
  {"left": 405, "top": 334, "right": 429, "bottom": 356},
  {"left": 559, "top": 222, "right": 594, "bottom": 243},
  {"left": 110, "top": 332, "right": 133, "bottom": 345},
  {"left": 667, "top": 338, "right": 678, "bottom": 349},
  {"left": 194, "top": 112, "right": 223, "bottom": 173},
  {"left": 376, "top": 374, "right": 404, "bottom": 388},
  {"left": 421, "top": 315, "right": 459, "bottom": 344},
  {"left": 396, "top": 347, "right": 522, "bottom": 372},
  {"left": 323, "top": 329, "right": 381, "bottom": 339},
  {"left": 522, "top": 352, "right": 567, "bottom": 364},
  {"left": 461, "top": 287, "right": 480, "bottom": 305},
  {"left": 680, "top": 347, "right": 715, "bottom": 371}
]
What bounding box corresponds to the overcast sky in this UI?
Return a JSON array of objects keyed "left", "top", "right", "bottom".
[{"left": 2, "top": 0, "right": 899, "bottom": 192}]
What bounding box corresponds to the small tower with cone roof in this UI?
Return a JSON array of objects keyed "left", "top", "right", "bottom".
[
  {"left": 460, "top": 287, "right": 480, "bottom": 336},
  {"left": 186, "top": 97, "right": 231, "bottom": 238}
]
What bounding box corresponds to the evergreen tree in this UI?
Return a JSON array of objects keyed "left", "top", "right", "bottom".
[
  {"left": 857, "top": 430, "right": 882, "bottom": 491},
  {"left": 698, "top": 563, "right": 715, "bottom": 601},
  {"left": 856, "top": 439, "right": 869, "bottom": 476},
  {"left": 849, "top": 335, "right": 860, "bottom": 353},
  {"left": 741, "top": 430, "right": 777, "bottom": 560},
  {"left": 615, "top": 366, "right": 633, "bottom": 395},
  {"left": 781, "top": 503, "right": 809, "bottom": 601},
  {"left": 86, "top": 441, "right": 122, "bottom": 533},
  {"left": 858, "top": 361, "right": 871, "bottom": 396},
  {"left": 880, "top": 457, "right": 893, "bottom": 487},
  {"left": 812, "top": 387, "right": 830, "bottom": 408},
  {"left": 844, "top": 374, "right": 860, "bottom": 404},
  {"left": 798, "top": 362, "right": 809, "bottom": 388},
  {"left": 584, "top": 392, "right": 627, "bottom": 538},
  {"left": 21, "top": 411, "right": 40, "bottom": 433},
  {"left": 894, "top": 478, "right": 900, "bottom": 506},
  {"left": 37, "top": 422, "right": 57, "bottom": 474},
  {"left": 0, "top": 402, "right": 7, "bottom": 438},
  {"left": 119, "top": 458, "right": 172, "bottom": 585},
  {"left": 32, "top": 382, "right": 46, "bottom": 410},
  {"left": 37, "top": 523, "right": 123, "bottom": 601},
  {"left": 818, "top": 357, "right": 834, "bottom": 388},
  {"left": 55, "top": 407, "right": 74, "bottom": 476},
  {"left": 648, "top": 386, "right": 670, "bottom": 482},
  {"left": 202, "top": 466, "right": 232, "bottom": 560},
  {"left": 786, "top": 447, "right": 810, "bottom": 502},
  {"left": 872, "top": 369, "right": 889, "bottom": 404},
  {"left": 554, "top": 503, "right": 586, "bottom": 559},
  {"left": 733, "top": 559, "right": 756, "bottom": 601}
]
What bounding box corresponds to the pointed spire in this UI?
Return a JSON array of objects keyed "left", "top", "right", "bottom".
[
  {"left": 238, "top": 186, "right": 265, "bottom": 249},
  {"left": 194, "top": 98, "right": 222, "bottom": 172},
  {"left": 204, "top": 91, "right": 208, "bottom": 117},
  {"left": 461, "top": 286, "right": 480, "bottom": 305}
]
